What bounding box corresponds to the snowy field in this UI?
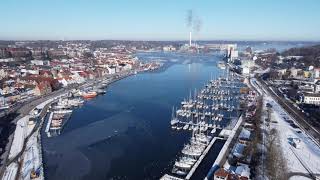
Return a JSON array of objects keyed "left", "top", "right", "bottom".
[{"left": 265, "top": 96, "right": 320, "bottom": 179}]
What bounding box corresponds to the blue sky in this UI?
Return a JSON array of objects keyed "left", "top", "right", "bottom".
[{"left": 0, "top": 0, "right": 320, "bottom": 41}]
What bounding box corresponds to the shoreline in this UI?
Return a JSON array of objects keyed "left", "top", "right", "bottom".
[{"left": 0, "top": 69, "right": 141, "bottom": 180}]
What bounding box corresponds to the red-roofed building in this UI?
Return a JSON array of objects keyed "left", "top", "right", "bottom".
[
  {"left": 21, "top": 75, "right": 61, "bottom": 91},
  {"left": 214, "top": 168, "right": 230, "bottom": 180},
  {"left": 227, "top": 174, "right": 239, "bottom": 180},
  {"left": 34, "top": 81, "right": 52, "bottom": 96},
  {"left": 39, "top": 70, "right": 53, "bottom": 78}
]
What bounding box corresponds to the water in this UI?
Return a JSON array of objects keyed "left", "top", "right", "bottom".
[{"left": 41, "top": 52, "right": 226, "bottom": 180}]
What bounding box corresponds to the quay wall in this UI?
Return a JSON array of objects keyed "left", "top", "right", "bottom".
[{"left": 204, "top": 115, "right": 244, "bottom": 179}]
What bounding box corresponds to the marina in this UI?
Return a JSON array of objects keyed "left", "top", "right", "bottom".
[
  {"left": 45, "top": 97, "right": 83, "bottom": 137},
  {"left": 162, "top": 68, "right": 247, "bottom": 179},
  {"left": 44, "top": 83, "right": 111, "bottom": 138}
]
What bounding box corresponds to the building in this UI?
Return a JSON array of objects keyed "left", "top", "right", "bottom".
[
  {"left": 214, "top": 168, "right": 230, "bottom": 180},
  {"left": 238, "top": 128, "right": 252, "bottom": 145},
  {"left": 277, "top": 69, "right": 287, "bottom": 75},
  {"left": 107, "top": 66, "right": 116, "bottom": 74},
  {"left": 31, "top": 60, "right": 50, "bottom": 66},
  {"left": 213, "top": 167, "right": 249, "bottom": 180},
  {"left": 232, "top": 143, "right": 246, "bottom": 158},
  {"left": 34, "top": 81, "right": 52, "bottom": 96},
  {"left": 314, "top": 68, "right": 320, "bottom": 79},
  {"left": 242, "top": 66, "right": 250, "bottom": 76},
  {"left": 303, "top": 93, "right": 320, "bottom": 105},
  {"left": 235, "top": 164, "right": 250, "bottom": 179},
  {"left": 315, "top": 81, "right": 320, "bottom": 93},
  {"left": 227, "top": 44, "right": 238, "bottom": 62},
  {"left": 241, "top": 59, "right": 255, "bottom": 76},
  {"left": 163, "top": 46, "right": 176, "bottom": 51},
  {"left": 290, "top": 67, "right": 301, "bottom": 78},
  {"left": 304, "top": 71, "right": 311, "bottom": 78}
]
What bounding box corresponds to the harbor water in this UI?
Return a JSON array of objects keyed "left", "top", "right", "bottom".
[{"left": 41, "top": 52, "right": 225, "bottom": 180}]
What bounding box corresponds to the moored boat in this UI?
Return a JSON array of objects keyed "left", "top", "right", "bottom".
[{"left": 82, "top": 91, "right": 97, "bottom": 99}]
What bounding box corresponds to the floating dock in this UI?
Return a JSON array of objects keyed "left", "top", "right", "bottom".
[{"left": 44, "top": 112, "right": 53, "bottom": 137}]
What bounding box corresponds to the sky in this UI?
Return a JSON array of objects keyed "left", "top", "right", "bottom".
[{"left": 0, "top": 0, "right": 320, "bottom": 41}]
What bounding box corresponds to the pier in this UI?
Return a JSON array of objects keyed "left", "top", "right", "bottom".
[
  {"left": 161, "top": 137, "right": 225, "bottom": 180},
  {"left": 189, "top": 139, "right": 225, "bottom": 180},
  {"left": 162, "top": 70, "right": 247, "bottom": 180},
  {"left": 185, "top": 137, "right": 218, "bottom": 179},
  {"left": 205, "top": 115, "right": 244, "bottom": 179},
  {"left": 44, "top": 112, "right": 53, "bottom": 137},
  {"left": 185, "top": 136, "right": 224, "bottom": 180}
]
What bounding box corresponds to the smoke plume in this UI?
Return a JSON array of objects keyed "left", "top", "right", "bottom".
[
  {"left": 186, "top": 10, "right": 202, "bottom": 33},
  {"left": 186, "top": 9, "right": 193, "bottom": 28},
  {"left": 193, "top": 17, "right": 202, "bottom": 33}
]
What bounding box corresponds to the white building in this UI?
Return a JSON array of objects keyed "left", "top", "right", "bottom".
[
  {"left": 227, "top": 44, "right": 238, "bottom": 62},
  {"left": 315, "top": 85, "right": 320, "bottom": 93},
  {"left": 0, "top": 58, "right": 14, "bottom": 62},
  {"left": 303, "top": 93, "right": 320, "bottom": 105},
  {"left": 107, "top": 66, "right": 116, "bottom": 74},
  {"left": 122, "top": 64, "right": 132, "bottom": 71},
  {"left": 242, "top": 59, "right": 255, "bottom": 68},
  {"left": 21, "top": 69, "right": 39, "bottom": 75},
  {"left": 241, "top": 59, "right": 255, "bottom": 76},
  {"left": 30, "top": 60, "right": 44, "bottom": 66},
  {"left": 314, "top": 68, "right": 320, "bottom": 79},
  {"left": 314, "top": 81, "right": 320, "bottom": 93},
  {"left": 57, "top": 78, "right": 69, "bottom": 87},
  {"left": 0, "top": 69, "right": 7, "bottom": 80},
  {"left": 230, "top": 50, "right": 238, "bottom": 59},
  {"left": 290, "top": 67, "right": 301, "bottom": 77},
  {"left": 242, "top": 66, "right": 250, "bottom": 76},
  {"left": 163, "top": 46, "right": 176, "bottom": 51}
]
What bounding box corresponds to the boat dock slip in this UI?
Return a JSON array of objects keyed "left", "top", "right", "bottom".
[
  {"left": 185, "top": 137, "right": 224, "bottom": 180},
  {"left": 163, "top": 70, "right": 246, "bottom": 179},
  {"left": 205, "top": 115, "right": 244, "bottom": 180}
]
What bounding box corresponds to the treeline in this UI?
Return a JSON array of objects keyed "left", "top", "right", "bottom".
[{"left": 282, "top": 44, "right": 320, "bottom": 67}]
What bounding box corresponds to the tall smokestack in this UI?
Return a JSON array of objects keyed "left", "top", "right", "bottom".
[{"left": 189, "top": 31, "right": 192, "bottom": 47}]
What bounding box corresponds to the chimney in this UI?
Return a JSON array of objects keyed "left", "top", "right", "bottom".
[{"left": 189, "top": 31, "right": 192, "bottom": 47}]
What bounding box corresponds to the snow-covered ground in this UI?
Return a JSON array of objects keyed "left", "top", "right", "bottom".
[
  {"left": 2, "top": 95, "right": 64, "bottom": 180},
  {"left": 8, "top": 98, "right": 56, "bottom": 160},
  {"left": 249, "top": 77, "right": 320, "bottom": 179},
  {"left": 8, "top": 115, "right": 30, "bottom": 160},
  {"left": 265, "top": 95, "right": 320, "bottom": 179},
  {"left": 2, "top": 163, "right": 18, "bottom": 180},
  {"left": 20, "top": 131, "right": 44, "bottom": 180}
]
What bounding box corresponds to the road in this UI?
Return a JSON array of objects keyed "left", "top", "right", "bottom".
[{"left": 253, "top": 77, "right": 320, "bottom": 147}]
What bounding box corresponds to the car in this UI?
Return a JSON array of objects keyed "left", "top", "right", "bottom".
[{"left": 266, "top": 103, "right": 272, "bottom": 108}]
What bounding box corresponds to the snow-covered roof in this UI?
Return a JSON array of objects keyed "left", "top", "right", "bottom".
[
  {"left": 219, "top": 129, "right": 232, "bottom": 137},
  {"left": 239, "top": 128, "right": 251, "bottom": 140},
  {"left": 235, "top": 164, "right": 250, "bottom": 178},
  {"left": 233, "top": 143, "right": 246, "bottom": 158}
]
